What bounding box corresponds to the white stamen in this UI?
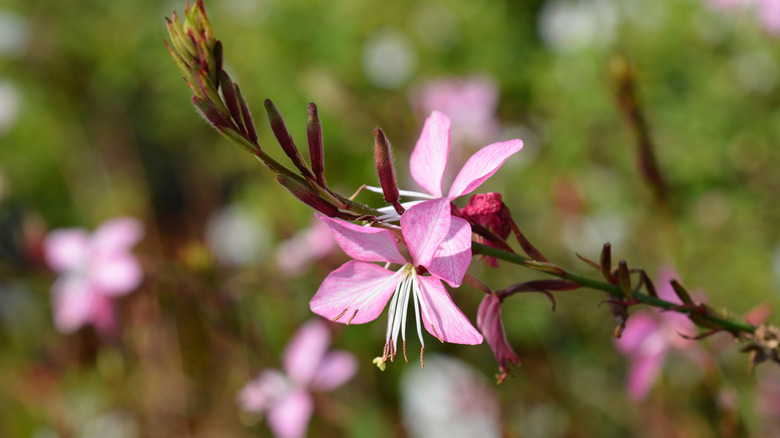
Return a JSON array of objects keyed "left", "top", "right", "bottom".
[
  {"left": 364, "top": 186, "right": 437, "bottom": 200},
  {"left": 385, "top": 279, "right": 402, "bottom": 345},
  {"left": 411, "top": 273, "right": 425, "bottom": 348},
  {"left": 390, "top": 276, "right": 409, "bottom": 354},
  {"left": 412, "top": 270, "right": 436, "bottom": 341}
]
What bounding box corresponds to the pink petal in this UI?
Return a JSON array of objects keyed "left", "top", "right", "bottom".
[
  {"left": 88, "top": 293, "right": 117, "bottom": 336},
  {"left": 401, "top": 199, "right": 451, "bottom": 268},
  {"left": 409, "top": 111, "right": 451, "bottom": 198},
  {"left": 655, "top": 267, "right": 681, "bottom": 304},
  {"left": 316, "top": 215, "right": 405, "bottom": 265},
  {"left": 283, "top": 320, "right": 331, "bottom": 385},
  {"left": 267, "top": 389, "right": 314, "bottom": 438},
  {"left": 90, "top": 254, "right": 143, "bottom": 296},
  {"left": 91, "top": 217, "right": 145, "bottom": 254},
  {"left": 310, "top": 350, "right": 358, "bottom": 392},
  {"left": 236, "top": 370, "right": 288, "bottom": 413},
  {"left": 627, "top": 350, "right": 667, "bottom": 401},
  {"left": 310, "top": 261, "right": 401, "bottom": 325},
  {"left": 447, "top": 139, "right": 523, "bottom": 199},
  {"left": 426, "top": 217, "right": 472, "bottom": 288},
  {"left": 614, "top": 313, "right": 660, "bottom": 355},
  {"left": 415, "top": 275, "right": 483, "bottom": 345},
  {"left": 51, "top": 276, "right": 96, "bottom": 334},
  {"left": 44, "top": 229, "right": 89, "bottom": 272},
  {"left": 276, "top": 220, "right": 336, "bottom": 276}
]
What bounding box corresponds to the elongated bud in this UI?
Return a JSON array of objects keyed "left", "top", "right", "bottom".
[
  {"left": 265, "top": 99, "right": 312, "bottom": 177},
  {"left": 276, "top": 174, "right": 339, "bottom": 217},
  {"left": 235, "top": 85, "right": 258, "bottom": 145},
  {"left": 192, "top": 96, "right": 230, "bottom": 129},
  {"left": 219, "top": 70, "right": 242, "bottom": 128},
  {"left": 600, "top": 243, "right": 613, "bottom": 283},
  {"left": 374, "top": 128, "right": 403, "bottom": 214},
  {"left": 307, "top": 103, "right": 326, "bottom": 187},
  {"left": 617, "top": 260, "right": 631, "bottom": 298},
  {"left": 670, "top": 279, "right": 693, "bottom": 305},
  {"left": 477, "top": 294, "right": 521, "bottom": 384}
]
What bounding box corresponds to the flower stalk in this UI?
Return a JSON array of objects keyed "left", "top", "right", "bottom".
[{"left": 165, "top": 1, "right": 777, "bottom": 376}]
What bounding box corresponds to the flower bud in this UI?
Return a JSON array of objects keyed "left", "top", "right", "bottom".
[
  {"left": 460, "top": 193, "right": 511, "bottom": 239},
  {"left": 477, "top": 293, "right": 520, "bottom": 383},
  {"left": 374, "top": 128, "right": 402, "bottom": 214},
  {"left": 265, "top": 100, "right": 311, "bottom": 177},
  {"left": 192, "top": 96, "right": 230, "bottom": 130},
  {"left": 307, "top": 103, "right": 326, "bottom": 186},
  {"left": 276, "top": 175, "right": 339, "bottom": 217}
]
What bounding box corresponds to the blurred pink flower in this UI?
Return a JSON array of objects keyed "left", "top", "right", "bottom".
[
  {"left": 310, "top": 200, "right": 482, "bottom": 366},
  {"left": 237, "top": 320, "right": 357, "bottom": 438},
  {"left": 614, "top": 268, "right": 707, "bottom": 401},
  {"left": 276, "top": 218, "right": 336, "bottom": 276},
  {"left": 412, "top": 76, "right": 501, "bottom": 145},
  {"left": 43, "top": 217, "right": 144, "bottom": 335},
  {"left": 708, "top": 0, "right": 780, "bottom": 36}
]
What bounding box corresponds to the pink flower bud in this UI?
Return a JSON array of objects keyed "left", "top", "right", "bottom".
[
  {"left": 460, "top": 193, "right": 511, "bottom": 239},
  {"left": 477, "top": 293, "right": 520, "bottom": 383}
]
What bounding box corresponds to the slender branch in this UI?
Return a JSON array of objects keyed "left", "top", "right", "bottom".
[{"left": 472, "top": 242, "right": 757, "bottom": 336}]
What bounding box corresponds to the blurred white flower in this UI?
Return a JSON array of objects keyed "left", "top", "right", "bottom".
[
  {"left": 81, "top": 411, "right": 140, "bottom": 438},
  {"left": 731, "top": 49, "right": 777, "bottom": 94},
  {"left": 363, "top": 29, "right": 418, "bottom": 88},
  {"left": 0, "top": 81, "right": 21, "bottom": 135},
  {"left": 401, "top": 355, "right": 501, "bottom": 438},
  {"left": 538, "top": 0, "right": 619, "bottom": 54},
  {"left": 0, "top": 11, "right": 28, "bottom": 56},
  {"left": 205, "top": 204, "right": 270, "bottom": 267}
]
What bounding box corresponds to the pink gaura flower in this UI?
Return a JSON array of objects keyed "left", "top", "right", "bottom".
[
  {"left": 371, "top": 110, "right": 523, "bottom": 222},
  {"left": 43, "top": 217, "right": 144, "bottom": 335},
  {"left": 614, "top": 268, "right": 708, "bottom": 401},
  {"left": 310, "top": 199, "right": 483, "bottom": 366},
  {"left": 237, "top": 320, "right": 357, "bottom": 438}
]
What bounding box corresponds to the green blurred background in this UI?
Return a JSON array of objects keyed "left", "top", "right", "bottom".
[{"left": 1, "top": 0, "right": 780, "bottom": 436}]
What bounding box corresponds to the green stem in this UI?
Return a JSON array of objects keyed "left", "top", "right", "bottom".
[{"left": 472, "top": 242, "right": 757, "bottom": 336}]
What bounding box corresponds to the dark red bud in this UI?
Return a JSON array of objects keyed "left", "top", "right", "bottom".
[
  {"left": 307, "top": 103, "right": 326, "bottom": 186},
  {"left": 219, "top": 71, "right": 242, "bottom": 128},
  {"left": 617, "top": 260, "right": 631, "bottom": 298},
  {"left": 276, "top": 174, "right": 339, "bottom": 217},
  {"left": 234, "top": 85, "right": 258, "bottom": 145},
  {"left": 192, "top": 96, "right": 230, "bottom": 129},
  {"left": 265, "top": 99, "right": 311, "bottom": 177},
  {"left": 600, "top": 243, "right": 614, "bottom": 283},
  {"left": 374, "top": 128, "right": 402, "bottom": 214}
]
